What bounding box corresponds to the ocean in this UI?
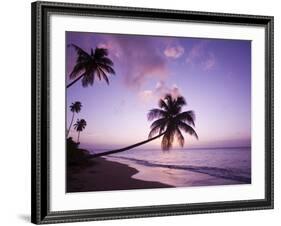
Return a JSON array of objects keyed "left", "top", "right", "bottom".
[{"left": 90, "top": 147, "right": 251, "bottom": 188}]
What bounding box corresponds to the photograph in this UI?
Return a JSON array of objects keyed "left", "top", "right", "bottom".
[
  {"left": 30, "top": 1, "right": 273, "bottom": 224},
  {"left": 65, "top": 31, "right": 252, "bottom": 193}
]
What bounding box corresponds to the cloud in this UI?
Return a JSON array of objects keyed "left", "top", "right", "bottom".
[
  {"left": 155, "top": 81, "right": 182, "bottom": 99},
  {"left": 203, "top": 53, "right": 216, "bottom": 70},
  {"left": 186, "top": 42, "right": 205, "bottom": 64},
  {"left": 98, "top": 36, "right": 168, "bottom": 89},
  {"left": 170, "top": 85, "right": 181, "bottom": 99},
  {"left": 138, "top": 90, "right": 154, "bottom": 103},
  {"left": 113, "top": 99, "right": 127, "bottom": 114},
  {"left": 97, "top": 42, "right": 121, "bottom": 59},
  {"left": 138, "top": 81, "right": 182, "bottom": 104},
  {"left": 164, "top": 45, "right": 184, "bottom": 58},
  {"left": 186, "top": 41, "right": 216, "bottom": 71}
]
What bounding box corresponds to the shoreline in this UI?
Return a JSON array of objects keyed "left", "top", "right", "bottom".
[{"left": 67, "top": 157, "right": 173, "bottom": 192}]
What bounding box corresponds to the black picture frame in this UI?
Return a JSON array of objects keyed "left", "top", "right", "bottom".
[{"left": 31, "top": 1, "right": 274, "bottom": 224}]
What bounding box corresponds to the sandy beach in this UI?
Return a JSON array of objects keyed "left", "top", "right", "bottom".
[{"left": 67, "top": 157, "right": 173, "bottom": 192}]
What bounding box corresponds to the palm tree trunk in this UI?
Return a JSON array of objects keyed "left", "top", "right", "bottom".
[
  {"left": 67, "top": 112, "right": 75, "bottom": 137},
  {"left": 77, "top": 131, "right": 80, "bottom": 143},
  {"left": 66, "top": 74, "right": 84, "bottom": 88},
  {"left": 90, "top": 132, "right": 165, "bottom": 158}
]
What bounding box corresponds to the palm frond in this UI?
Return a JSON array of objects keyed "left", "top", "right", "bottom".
[
  {"left": 97, "top": 57, "right": 114, "bottom": 66},
  {"left": 73, "top": 119, "right": 87, "bottom": 132},
  {"left": 148, "top": 126, "right": 161, "bottom": 138},
  {"left": 82, "top": 72, "right": 94, "bottom": 87},
  {"left": 178, "top": 121, "right": 198, "bottom": 139},
  {"left": 158, "top": 99, "right": 169, "bottom": 111},
  {"left": 161, "top": 129, "right": 175, "bottom": 151},
  {"left": 69, "top": 63, "right": 85, "bottom": 79},
  {"left": 98, "top": 68, "right": 110, "bottom": 85},
  {"left": 99, "top": 63, "right": 115, "bottom": 75},
  {"left": 150, "top": 118, "right": 168, "bottom": 131},
  {"left": 73, "top": 119, "right": 80, "bottom": 129},
  {"left": 68, "top": 44, "right": 90, "bottom": 58},
  {"left": 148, "top": 118, "right": 167, "bottom": 138},
  {"left": 147, "top": 108, "right": 168, "bottom": 121},
  {"left": 94, "top": 48, "right": 109, "bottom": 58},
  {"left": 96, "top": 68, "right": 102, "bottom": 81},
  {"left": 70, "top": 101, "right": 82, "bottom": 113},
  {"left": 175, "top": 128, "right": 184, "bottom": 147},
  {"left": 164, "top": 94, "right": 173, "bottom": 106},
  {"left": 175, "top": 96, "right": 187, "bottom": 107},
  {"left": 176, "top": 110, "right": 196, "bottom": 126},
  {"left": 161, "top": 134, "right": 169, "bottom": 150}
]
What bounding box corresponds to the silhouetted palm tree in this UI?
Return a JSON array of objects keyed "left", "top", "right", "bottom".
[
  {"left": 67, "top": 101, "right": 82, "bottom": 137},
  {"left": 148, "top": 94, "right": 198, "bottom": 150},
  {"left": 67, "top": 44, "right": 115, "bottom": 88},
  {"left": 91, "top": 94, "right": 198, "bottom": 158},
  {"left": 73, "top": 119, "right": 87, "bottom": 143}
]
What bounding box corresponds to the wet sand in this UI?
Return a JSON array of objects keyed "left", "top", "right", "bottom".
[{"left": 67, "top": 157, "right": 173, "bottom": 192}]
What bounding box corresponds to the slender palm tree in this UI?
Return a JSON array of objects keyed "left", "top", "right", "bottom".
[
  {"left": 67, "top": 101, "right": 82, "bottom": 137},
  {"left": 91, "top": 94, "right": 198, "bottom": 158},
  {"left": 73, "top": 119, "right": 87, "bottom": 143},
  {"left": 67, "top": 44, "right": 115, "bottom": 88}
]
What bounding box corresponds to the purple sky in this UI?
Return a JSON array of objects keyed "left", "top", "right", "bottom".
[{"left": 66, "top": 31, "right": 251, "bottom": 150}]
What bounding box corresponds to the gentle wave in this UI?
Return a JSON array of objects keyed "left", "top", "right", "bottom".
[{"left": 108, "top": 156, "right": 251, "bottom": 183}]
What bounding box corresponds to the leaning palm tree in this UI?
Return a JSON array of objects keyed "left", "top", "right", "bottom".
[
  {"left": 67, "top": 44, "right": 115, "bottom": 88},
  {"left": 67, "top": 101, "right": 82, "bottom": 137},
  {"left": 91, "top": 94, "right": 198, "bottom": 158},
  {"left": 73, "top": 119, "right": 87, "bottom": 143}
]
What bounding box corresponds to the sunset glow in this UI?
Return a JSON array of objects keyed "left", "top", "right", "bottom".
[{"left": 66, "top": 32, "right": 251, "bottom": 150}]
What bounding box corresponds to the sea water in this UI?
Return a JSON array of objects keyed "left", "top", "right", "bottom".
[{"left": 88, "top": 147, "right": 251, "bottom": 188}]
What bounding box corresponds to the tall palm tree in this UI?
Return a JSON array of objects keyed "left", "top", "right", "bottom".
[
  {"left": 67, "top": 101, "right": 82, "bottom": 137},
  {"left": 91, "top": 94, "right": 198, "bottom": 158},
  {"left": 67, "top": 44, "right": 115, "bottom": 88},
  {"left": 73, "top": 119, "right": 87, "bottom": 143}
]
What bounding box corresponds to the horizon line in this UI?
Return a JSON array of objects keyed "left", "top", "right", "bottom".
[{"left": 81, "top": 145, "right": 251, "bottom": 152}]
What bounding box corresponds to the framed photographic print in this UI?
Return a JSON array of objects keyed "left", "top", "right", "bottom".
[{"left": 31, "top": 1, "right": 274, "bottom": 224}]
